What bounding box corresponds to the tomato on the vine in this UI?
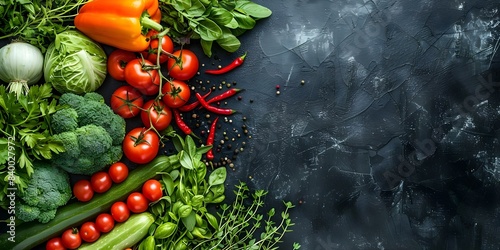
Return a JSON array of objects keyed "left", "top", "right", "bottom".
[
  {"left": 142, "top": 179, "right": 163, "bottom": 202},
  {"left": 95, "top": 213, "right": 115, "bottom": 233},
  {"left": 110, "top": 201, "right": 130, "bottom": 222},
  {"left": 108, "top": 162, "right": 129, "bottom": 184},
  {"left": 79, "top": 222, "right": 100, "bottom": 243},
  {"left": 162, "top": 79, "right": 191, "bottom": 108},
  {"left": 107, "top": 49, "right": 137, "bottom": 81},
  {"left": 141, "top": 99, "right": 173, "bottom": 131},
  {"left": 61, "top": 228, "right": 82, "bottom": 249},
  {"left": 73, "top": 179, "right": 94, "bottom": 202},
  {"left": 110, "top": 86, "right": 144, "bottom": 118},
  {"left": 126, "top": 192, "right": 149, "bottom": 213},
  {"left": 142, "top": 30, "right": 174, "bottom": 64},
  {"left": 46, "top": 237, "right": 66, "bottom": 250},
  {"left": 90, "top": 172, "right": 112, "bottom": 193},
  {"left": 124, "top": 58, "right": 160, "bottom": 95},
  {"left": 122, "top": 127, "right": 160, "bottom": 164},
  {"left": 167, "top": 49, "right": 199, "bottom": 80}
]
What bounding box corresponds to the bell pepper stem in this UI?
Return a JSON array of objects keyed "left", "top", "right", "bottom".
[{"left": 141, "top": 13, "right": 163, "bottom": 31}]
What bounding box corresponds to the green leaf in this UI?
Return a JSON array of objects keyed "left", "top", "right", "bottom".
[
  {"left": 185, "top": 0, "right": 205, "bottom": 17},
  {"left": 0, "top": 139, "right": 8, "bottom": 165},
  {"left": 200, "top": 39, "right": 213, "bottom": 57},
  {"left": 191, "top": 194, "right": 204, "bottom": 208},
  {"left": 205, "top": 212, "right": 219, "bottom": 230},
  {"left": 216, "top": 30, "right": 241, "bottom": 52},
  {"left": 162, "top": 173, "right": 175, "bottom": 196},
  {"left": 172, "top": 0, "right": 192, "bottom": 11},
  {"left": 209, "top": 7, "right": 233, "bottom": 26},
  {"left": 181, "top": 210, "right": 196, "bottom": 231},
  {"left": 208, "top": 167, "right": 227, "bottom": 186},
  {"left": 179, "top": 151, "right": 194, "bottom": 170},
  {"left": 235, "top": 1, "right": 272, "bottom": 19},
  {"left": 195, "top": 18, "right": 223, "bottom": 41},
  {"left": 196, "top": 144, "right": 211, "bottom": 155},
  {"left": 185, "top": 135, "right": 197, "bottom": 157},
  {"left": 232, "top": 11, "right": 255, "bottom": 29},
  {"left": 224, "top": 18, "right": 239, "bottom": 29}
]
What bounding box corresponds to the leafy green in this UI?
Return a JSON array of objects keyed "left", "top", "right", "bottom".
[
  {"left": 159, "top": 0, "right": 272, "bottom": 56},
  {"left": 0, "top": 83, "right": 64, "bottom": 210},
  {"left": 0, "top": 0, "right": 87, "bottom": 53}
]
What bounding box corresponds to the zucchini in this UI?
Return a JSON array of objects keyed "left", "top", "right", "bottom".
[
  {"left": 0, "top": 155, "right": 179, "bottom": 250},
  {"left": 78, "top": 212, "right": 155, "bottom": 250}
]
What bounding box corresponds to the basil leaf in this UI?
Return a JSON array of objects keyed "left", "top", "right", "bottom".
[
  {"left": 209, "top": 7, "right": 233, "bottom": 26},
  {"left": 224, "top": 18, "right": 239, "bottom": 29},
  {"left": 216, "top": 30, "right": 241, "bottom": 53},
  {"left": 200, "top": 39, "right": 213, "bottom": 57},
  {"left": 185, "top": 0, "right": 205, "bottom": 17},
  {"left": 195, "top": 18, "right": 223, "bottom": 41},
  {"left": 219, "top": 0, "right": 236, "bottom": 11},
  {"left": 232, "top": 11, "right": 256, "bottom": 29},
  {"left": 172, "top": 0, "right": 192, "bottom": 11},
  {"left": 235, "top": 0, "right": 272, "bottom": 19},
  {"left": 179, "top": 151, "right": 194, "bottom": 170},
  {"left": 209, "top": 167, "right": 227, "bottom": 186}
]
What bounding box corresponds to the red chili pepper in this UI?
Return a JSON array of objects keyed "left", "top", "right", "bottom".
[
  {"left": 173, "top": 109, "right": 192, "bottom": 135},
  {"left": 205, "top": 52, "right": 247, "bottom": 75},
  {"left": 206, "top": 116, "right": 219, "bottom": 161},
  {"left": 178, "top": 90, "right": 212, "bottom": 112},
  {"left": 195, "top": 93, "right": 236, "bottom": 115},
  {"left": 206, "top": 88, "right": 243, "bottom": 105}
]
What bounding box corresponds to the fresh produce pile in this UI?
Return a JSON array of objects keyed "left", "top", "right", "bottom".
[{"left": 0, "top": 0, "right": 301, "bottom": 249}]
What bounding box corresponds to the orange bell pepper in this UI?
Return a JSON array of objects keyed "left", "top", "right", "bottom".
[{"left": 74, "top": 0, "right": 163, "bottom": 52}]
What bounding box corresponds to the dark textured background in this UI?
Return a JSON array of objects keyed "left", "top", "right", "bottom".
[{"left": 3, "top": 0, "right": 500, "bottom": 249}]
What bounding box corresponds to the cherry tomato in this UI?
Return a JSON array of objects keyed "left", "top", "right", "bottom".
[
  {"left": 141, "top": 99, "right": 173, "bottom": 131},
  {"left": 95, "top": 213, "right": 115, "bottom": 233},
  {"left": 46, "top": 237, "right": 66, "bottom": 250},
  {"left": 108, "top": 162, "right": 129, "bottom": 184},
  {"left": 110, "top": 86, "right": 144, "bottom": 118},
  {"left": 167, "top": 49, "right": 199, "bottom": 80},
  {"left": 162, "top": 79, "right": 191, "bottom": 108},
  {"left": 126, "top": 192, "right": 149, "bottom": 213},
  {"left": 124, "top": 58, "right": 160, "bottom": 95},
  {"left": 79, "top": 222, "right": 100, "bottom": 243},
  {"left": 90, "top": 172, "right": 113, "bottom": 193},
  {"left": 142, "top": 30, "right": 174, "bottom": 64},
  {"left": 111, "top": 201, "right": 130, "bottom": 222},
  {"left": 61, "top": 228, "right": 82, "bottom": 249},
  {"left": 123, "top": 127, "right": 160, "bottom": 164},
  {"left": 107, "top": 49, "right": 137, "bottom": 81},
  {"left": 142, "top": 179, "right": 163, "bottom": 202},
  {"left": 73, "top": 179, "right": 94, "bottom": 202}
]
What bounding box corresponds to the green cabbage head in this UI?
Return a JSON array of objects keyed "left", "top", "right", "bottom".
[{"left": 44, "top": 30, "right": 107, "bottom": 94}]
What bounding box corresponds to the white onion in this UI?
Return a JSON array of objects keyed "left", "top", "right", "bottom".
[{"left": 0, "top": 42, "right": 44, "bottom": 97}]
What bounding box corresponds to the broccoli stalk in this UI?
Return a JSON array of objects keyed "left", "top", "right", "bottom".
[
  {"left": 16, "top": 161, "right": 71, "bottom": 223},
  {"left": 50, "top": 93, "right": 126, "bottom": 175}
]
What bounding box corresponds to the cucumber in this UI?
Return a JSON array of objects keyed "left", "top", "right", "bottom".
[
  {"left": 0, "top": 155, "right": 179, "bottom": 250},
  {"left": 78, "top": 212, "right": 155, "bottom": 250}
]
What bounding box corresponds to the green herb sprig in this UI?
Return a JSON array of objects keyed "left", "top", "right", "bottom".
[
  {"left": 0, "top": 0, "right": 86, "bottom": 53},
  {"left": 159, "top": 0, "right": 272, "bottom": 57},
  {"left": 0, "top": 83, "right": 65, "bottom": 209}
]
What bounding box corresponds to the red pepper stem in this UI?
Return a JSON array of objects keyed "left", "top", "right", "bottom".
[{"left": 141, "top": 12, "right": 163, "bottom": 31}]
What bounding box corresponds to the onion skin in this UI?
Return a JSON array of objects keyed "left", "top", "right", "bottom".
[{"left": 0, "top": 42, "right": 44, "bottom": 97}]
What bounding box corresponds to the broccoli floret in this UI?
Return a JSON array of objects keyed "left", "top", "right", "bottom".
[
  {"left": 16, "top": 161, "right": 71, "bottom": 223},
  {"left": 53, "top": 125, "right": 117, "bottom": 175},
  {"left": 51, "top": 92, "right": 126, "bottom": 175},
  {"left": 51, "top": 108, "right": 79, "bottom": 134}
]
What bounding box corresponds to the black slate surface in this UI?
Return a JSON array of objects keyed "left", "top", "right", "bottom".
[{"left": 3, "top": 0, "right": 500, "bottom": 249}]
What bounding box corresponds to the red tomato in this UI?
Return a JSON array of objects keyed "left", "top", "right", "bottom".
[
  {"left": 46, "top": 237, "right": 66, "bottom": 250},
  {"left": 79, "top": 222, "right": 100, "bottom": 243},
  {"left": 167, "top": 49, "right": 199, "bottom": 80},
  {"left": 108, "top": 162, "right": 129, "bottom": 184},
  {"left": 111, "top": 201, "right": 130, "bottom": 222},
  {"left": 107, "top": 49, "right": 137, "bottom": 81},
  {"left": 126, "top": 192, "right": 149, "bottom": 213},
  {"left": 142, "top": 30, "right": 174, "bottom": 64},
  {"left": 142, "top": 179, "right": 163, "bottom": 202},
  {"left": 124, "top": 58, "right": 160, "bottom": 95},
  {"left": 122, "top": 127, "right": 160, "bottom": 164},
  {"left": 141, "top": 99, "right": 173, "bottom": 131},
  {"left": 61, "top": 228, "right": 82, "bottom": 249},
  {"left": 90, "top": 172, "right": 112, "bottom": 193},
  {"left": 110, "top": 86, "right": 144, "bottom": 118},
  {"left": 73, "top": 180, "right": 94, "bottom": 202},
  {"left": 95, "top": 213, "right": 115, "bottom": 233},
  {"left": 161, "top": 79, "right": 191, "bottom": 108}
]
